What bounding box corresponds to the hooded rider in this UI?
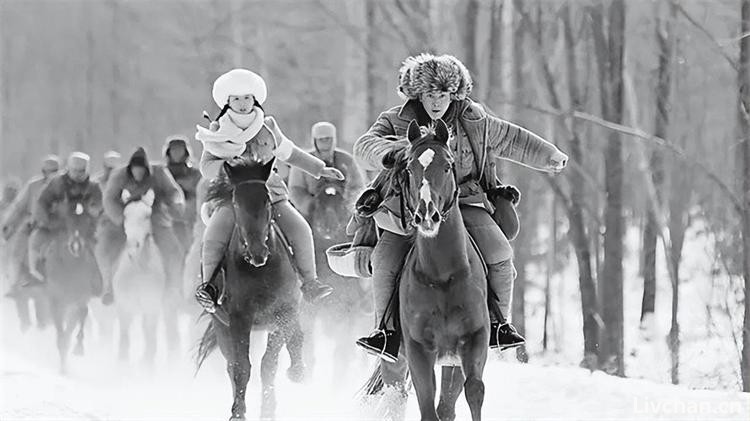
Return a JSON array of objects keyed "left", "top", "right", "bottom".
[
  {"left": 99, "top": 147, "right": 186, "bottom": 300},
  {"left": 163, "top": 135, "right": 202, "bottom": 246}
]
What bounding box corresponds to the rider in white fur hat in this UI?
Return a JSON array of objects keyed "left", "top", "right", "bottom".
[{"left": 195, "top": 68, "right": 345, "bottom": 316}]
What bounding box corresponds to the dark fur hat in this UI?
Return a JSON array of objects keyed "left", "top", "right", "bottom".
[{"left": 397, "top": 53, "right": 473, "bottom": 101}]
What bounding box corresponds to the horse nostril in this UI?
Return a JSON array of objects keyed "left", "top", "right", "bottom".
[
  {"left": 431, "top": 211, "right": 441, "bottom": 223},
  {"left": 414, "top": 213, "right": 423, "bottom": 224}
]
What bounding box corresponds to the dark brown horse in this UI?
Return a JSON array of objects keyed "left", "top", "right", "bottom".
[
  {"left": 43, "top": 194, "right": 102, "bottom": 374},
  {"left": 196, "top": 159, "right": 305, "bottom": 421},
  {"left": 365, "top": 120, "right": 489, "bottom": 421}
]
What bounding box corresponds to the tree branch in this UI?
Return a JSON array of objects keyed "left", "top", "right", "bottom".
[
  {"left": 674, "top": 1, "right": 739, "bottom": 71},
  {"left": 499, "top": 100, "right": 745, "bottom": 214}
]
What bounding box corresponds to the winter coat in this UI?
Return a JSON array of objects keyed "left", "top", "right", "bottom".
[
  {"left": 199, "top": 115, "right": 326, "bottom": 203},
  {"left": 288, "top": 149, "right": 364, "bottom": 215},
  {"left": 103, "top": 148, "right": 185, "bottom": 228},
  {"left": 164, "top": 137, "right": 202, "bottom": 226},
  {"left": 34, "top": 172, "right": 102, "bottom": 234},
  {"left": 1, "top": 176, "right": 51, "bottom": 232},
  {"left": 354, "top": 98, "right": 562, "bottom": 234}
]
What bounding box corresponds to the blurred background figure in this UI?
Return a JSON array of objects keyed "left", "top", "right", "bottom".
[
  {"left": 163, "top": 135, "right": 202, "bottom": 247},
  {"left": 94, "top": 151, "right": 122, "bottom": 190}
]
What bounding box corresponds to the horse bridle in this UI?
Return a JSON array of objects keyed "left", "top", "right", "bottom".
[
  {"left": 397, "top": 145, "right": 460, "bottom": 231},
  {"left": 232, "top": 179, "right": 272, "bottom": 265}
]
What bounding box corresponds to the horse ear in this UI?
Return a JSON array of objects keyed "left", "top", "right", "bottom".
[
  {"left": 121, "top": 189, "right": 131, "bottom": 203},
  {"left": 223, "top": 161, "right": 234, "bottom": 179},
  {"left": 407, "top": 120, "right": 421, "bottom": 143},
  {"left": 143, "top": 189, "right": 155, "bottom": 207},
  {"left": 435, "top": 119, "right": 450, "bottom": 144},
  {"left": 259, "top": 158, "right": 275, "bottom": 181}
]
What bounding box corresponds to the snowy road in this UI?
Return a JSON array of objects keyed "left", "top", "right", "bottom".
[{"left": 1, "top": 305, "right": 747, "bottom": 421}]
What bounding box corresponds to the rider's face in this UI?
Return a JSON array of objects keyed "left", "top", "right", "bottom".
[
  {"left": 314, "top": 136, "right": 334, "bottom": 156},
  {"left": 168, "top": 143, "right": 188, "bottom": 164},
  {"left": 68, "top": 167, "right": 88, "bottom": 182},
  {"left": 228, "top": 95, "right": 255, "bottom": 114},
  {"left": 131, "top": 166, "right": 147, "bottom": 182},
  {"left": 419, "top": 91, "right": 451, "bottom": 120}
]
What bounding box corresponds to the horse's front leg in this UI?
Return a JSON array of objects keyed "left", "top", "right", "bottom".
[
  {"left": 218, "top": 312, "right": 253, "bottom": 421},
  {"left": 284, "top": 316, "right": 305, "bottom": 383},
  {"left": 459, "top": 328, "right": 489, "bottom": 421},
  {"left": 260, "top": 329, "right": 285, "bottom": 420},
  {"left": 72, "top": 304, "right": 88, "bottom": 356},
  {"left": 404, "top": 338, "right": 439, "bottom": 421},
  {"left": 437, "top": 366, "right": 465, "bottom": 421}
]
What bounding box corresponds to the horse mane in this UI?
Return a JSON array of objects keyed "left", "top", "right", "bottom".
[{"left": 206, "top": 174, "right": 234, "bottom": 206}]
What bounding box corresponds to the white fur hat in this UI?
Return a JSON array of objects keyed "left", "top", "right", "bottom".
[{"left": 212, "top": 68, "right": 268, "bottom": 108}]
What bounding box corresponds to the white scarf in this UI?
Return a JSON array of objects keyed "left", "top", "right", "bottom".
[{"left": 195, "top": 106, "right": 265, "bottom": 159}]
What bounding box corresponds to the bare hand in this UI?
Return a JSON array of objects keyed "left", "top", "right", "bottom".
[
  {"left": 548, "top": 150, "right": 568, "bottom": 173},
  {"left": 321, "top": 167, "right": 345, "bottom": 181}
]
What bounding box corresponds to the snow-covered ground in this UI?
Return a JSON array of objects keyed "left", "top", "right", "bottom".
[
  {"left": 1, "top": 301, "right": 748, "bottom": 420},
  {"left": 1, "top": 220, "right": 749, "bottom": 420}
]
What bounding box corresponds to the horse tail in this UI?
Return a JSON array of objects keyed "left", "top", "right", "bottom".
[
  {"left": 358, "top": 364, "right": 384, "bottom": 396},
  {"left": 194, "top": 317, "right": 217, "bottom": 374}
]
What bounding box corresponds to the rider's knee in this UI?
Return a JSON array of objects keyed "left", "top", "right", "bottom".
[{"left": 489, "top": 259, "right": 517, "bottom": 281}]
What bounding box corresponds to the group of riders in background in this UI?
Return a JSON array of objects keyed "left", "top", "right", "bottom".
[{"left": 0, "top": 52, "right": 568, "bottom": 370}]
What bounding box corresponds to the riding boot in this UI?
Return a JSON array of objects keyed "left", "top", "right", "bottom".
[
  {"left": 355, "top": 231, "right": 411, "bottom": 362},
  {"left": 273, "top": 200, "right": 333, "bottom": 303},
  {"left": 487, "top": 259, "right": 525, "bottom": 350},
  {"left": 196, "top": 205, "right": 234, "bottom": 313}
]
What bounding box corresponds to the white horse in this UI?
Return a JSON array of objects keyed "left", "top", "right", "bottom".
[{"left": 112, "top": 189, "right": 167, "bottom": 364}]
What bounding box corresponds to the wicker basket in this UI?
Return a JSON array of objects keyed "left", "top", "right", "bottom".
[{"left": 325, "top": 242, "right": 374, "bottom": 278}]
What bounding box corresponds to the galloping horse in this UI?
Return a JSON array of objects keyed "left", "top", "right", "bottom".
[
  {"left": 43, "top": 194, "right": 102, "bottom": 373},
  {"left": 196, "top": 159, "right": 305, "bottom": 421},
  {"left": 365, "top": 120, "right": 489, "bottom": 421},
  {"left": 111, "top": 189, "right": 167, "bottom": 363},
  {"left": 306, "top": 178, "right": 371, "bottom": 383}
]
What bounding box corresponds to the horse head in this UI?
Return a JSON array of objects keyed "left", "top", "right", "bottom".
[
  {"left": 310, "top": 178, "right": 347, "bottom": 241},
  {"left": 391, "top": 119, "right": 457, "bottom": 238},
  {"left": 121, "top": 189, "right": 155, "bottom": 256},
  {"left": 223, "top": 158, "right": 274, "bottom": 268},
  {"left": 60, "top": 193, "right": 96, "bottom": 257}
]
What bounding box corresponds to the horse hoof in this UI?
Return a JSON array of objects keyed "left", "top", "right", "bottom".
[
  {"left": 286, "top": 364, "right": 305, "bottom": 383},
  {"left": 228, "top": 414, "right": 246, "bottom": 421}
]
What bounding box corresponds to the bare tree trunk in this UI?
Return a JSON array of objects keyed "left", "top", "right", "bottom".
[
  {"left": 562, "top": 2, "right": 599, "bottom": 369},
  {"left": 110, "top": 0, "right": 121, "bottom": 148},
  {"left": 486, "top": 0, "right": 504, "bottom": 106},
  {"left": 739, "top": 0, "right": 750, "bottom": 393},
  {"left": 462, "top": 0, "right": 479, "bottom": 79},
  {"left": 84, "top": 3, "right": 95, "bottom": 151},
  {"left": 592, "top": 0, "right": 626, "bottom": 377},
  {"left": 365, "top": 0, "right": 377, "bottom": 121}
]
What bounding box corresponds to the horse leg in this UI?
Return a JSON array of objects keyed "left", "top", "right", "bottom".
[
  {"left": 436, "top": 366, "right": 465, "bottom": 421},
  {"left": 163, "top": 299, "right": 181, "bottom": 357},
  {"left": 377, "top": 358, "right": 410, "bottom": 421},
  {"left": 260, "top": 329, "right": 285, "bottom": 420},
  {"left": 142, "top": 314, "right": 158, "bottom": 368},
  {"left": 404, "top": 339, "right": 439, "bottom": 421},
  {"left": 49, "top": 300, "right": 69, "bottom": 374},
  {"left": 14, "top": 295, "right": 31, "bottom": 332},
  {"left": 34, "top": 291, "right": 50, "bottom": 329},
  {"left": 118, "top": 312, "right": 132, "bottom": 362},
  {"left": 73, "top": 305, "right": 88, "bottom": 356},
  {"left": 217, "top": 312, "right": 252, "bottom": 421},
  {"left": 459, "top": 330, "right": 488, "bottom": 421},
  {"left": 285, "top": 318, "right": 306, "bottom": 383}
]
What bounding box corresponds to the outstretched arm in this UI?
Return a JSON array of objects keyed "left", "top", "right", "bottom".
[
  {"left": 353, "top": 113, "right": 410, "bottom": 172},
  {"left": 486, "top": 113, "right": 567, "bottom": 173}
]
